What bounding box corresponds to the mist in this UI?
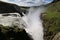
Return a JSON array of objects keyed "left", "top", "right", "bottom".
[{"left": 22, "top": 7, "right": 46, "bottom": 40}]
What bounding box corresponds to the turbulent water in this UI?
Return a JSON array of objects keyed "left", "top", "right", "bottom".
[
  {"left": 0, "top": 13, "right": 26, "bottom": 29},
  {"left": 22, "top": 7, "right": 46, "bottom": 40}
]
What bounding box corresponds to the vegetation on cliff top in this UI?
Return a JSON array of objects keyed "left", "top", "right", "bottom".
[{"left": 43, "top": 1, "right": 60, "bottom": 40}]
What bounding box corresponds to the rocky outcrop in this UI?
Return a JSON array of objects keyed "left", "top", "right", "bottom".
[{"left": 52, "top": 32, "right": 60, "bottom": 40}]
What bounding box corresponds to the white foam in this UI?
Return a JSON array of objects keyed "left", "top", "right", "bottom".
[{"left": 0, "top": 13, "right": 26, "bottom": 29}]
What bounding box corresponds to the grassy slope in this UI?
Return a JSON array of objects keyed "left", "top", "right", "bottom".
[
  {"left": 43, "top": 1, "right": 60, "bottom": 40},
  {"left": 44, "top": 1, "right": 60, "bottom": 33}
]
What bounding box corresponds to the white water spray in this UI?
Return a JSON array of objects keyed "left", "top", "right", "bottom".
[{"left": 22, "top": 7, "right": 46, "bottom": 40}]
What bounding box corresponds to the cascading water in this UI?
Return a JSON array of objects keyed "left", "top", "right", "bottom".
[
  {"left": 22, "top": 7, "right": 46, "bottom": 40},
  {"left": 0, "top": 13, "right": 25, "bottom": 28},
  {"left": 0, "top": 0, "right": 53, "bottom": 40}
]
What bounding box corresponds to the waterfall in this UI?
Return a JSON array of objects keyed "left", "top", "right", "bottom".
[
  {"left": 22, "top": 6, "right": 46, "bottom": 40},
  {"left": 0, "top": 0, "right": 53, "bottom": 40}
]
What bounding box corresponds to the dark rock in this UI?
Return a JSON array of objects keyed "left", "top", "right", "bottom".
[{"left": 0, "top": 1, "right": 26, "bottom": 17}]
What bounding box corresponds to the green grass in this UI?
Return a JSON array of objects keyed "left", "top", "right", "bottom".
[
  {"left": 43, "top": 1, "right": 60, "bottom": 40},
  {"left": 44, "top": 1, "right": 60, "bottom": 32}
]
